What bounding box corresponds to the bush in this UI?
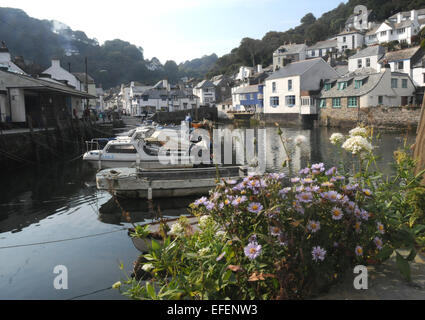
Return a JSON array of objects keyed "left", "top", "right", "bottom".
[{"left": 118, "top": 126, "right": 425, "bottom": 300}]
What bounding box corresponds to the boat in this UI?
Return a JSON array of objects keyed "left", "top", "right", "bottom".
[
  {"left": 96, "top": 165, "right": 248, "bottom": 199},
  {"left": 83, "top": 125, "right": 208, "bottom": 169}
]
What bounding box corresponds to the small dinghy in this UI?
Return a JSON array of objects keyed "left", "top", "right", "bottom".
[{"left": 96, "top": 166, "right": 248, "bottom": 199}]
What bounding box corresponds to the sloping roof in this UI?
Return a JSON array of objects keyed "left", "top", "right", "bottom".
[
  {"left": 275, "top": 43, "right": 307, "bottom": 55},
  {"left": 267, "top": 58, "right": 325, "bottom": 81},
  {"left": 350, "top": 45, "right": 386, "bottom": 60},
  {"left": 0, "top": 61, "right": 26, "bottom": 74},
  {"left": 195, "top": 80, "right": 215, "bottom": 89},
  {"left": 233, "top": 85, "right": 259, "bottom": 94},
  {"left": 0, "top": 69, "right": 95, "bottom": 98},
  {"left": 389, "top": 8, "right": 425, "bottom": 20},
  {"left": 308, "top": 39, "right": 337, "bottom": 50},
  {"left": 334, "top": 65, "right": 349, "bottom": 76},
  {"left": 338, "top": 29, "right": 365, "bottom": 36},
  {"left": 381, "top": 46, "right": 422, "bottom": 62},
  {"left": 72, "top": 72, "right": 95, "bottom": 84},
  {"left": 132, "top": 86, "right": 152, "bottom": 94},
  {"left": 320, "top": 71, "right": 385, "bottom": 98},
  {"left": 366, "top": 26, "right": 380, "bottom": 36}
]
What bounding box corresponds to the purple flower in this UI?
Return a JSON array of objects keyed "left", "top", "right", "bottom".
[
  {"left": 307, "top": 220, "right": 321, "bottom": 233},
  {"left": 377, "top": 222, "right": 385, "bottom": 235},
  {"left": 326, "top": 167, "right": 337, "bottom": 176},
  {"left": 306, "top": 185, "right": 320, "bottom": 193},
  {"left": 355, "top": 246, "right": 364, "bottom": 257},
  {"left": 312, "top": 246, "right": 327, "bottom": 262},
  {"left": 332, "top": 207, "right": 344, "bottom": 220},
  {"left": 233, "top": 183, "right": 245, "bottom": 192},
  {"left": 194, "top": 197, "right": 208, "bottom": 206},
  {"left": 374, "top": 237, "right": 383, "bottom": 250},
  {"left": 360, "top": 209, "right": 370, "bottom": 221},
  {"left": 296, "top": 186, "right": 305, "bottom": 193},
  {"left": 231, "top": 196, "right": 247, "bottom": 207},
  {"left": 205, "top": 201, "right": 215, "bottom": 211},
  {"left": 363, "top": 189, "right": 373, "bottom": 197},
  {"left": 291, "top": 177, "right": 301, "bottom": 183},
  {"left": 247, "top": 202, "right": 263, "bottom": 214},
  {"left": 344, "top": 184, "right": 359, "bottom": 191},
  {"left": 244, "top": 242, "right": 262, "bottom": 260},
  {"left": 269, "top": 226, "right": 281, "bottom": 237},
  {"left": 268, "top": 173, "right": 285, "bottom": 180},
  {"left": 301, "top": 178, "right": 315, "bottom": 185},
  {"left": 296, "top": 192, "right": 313, "bottom": 203},
  {"left": 321, "top": 191, "right": 342, "bottom": 202},
  {"left": 226, "top": 179, "right": 238, "bottom": 185},
  {"left": 311, "top": 163, "right": 325, "bottom": 173},
  {"left": 346, "top": 201, "right": 356, "bottom": 213},
  {"left": 294, "top": 204, "right": 305, "bottom": 215},
  {"left": 299, "top": 167, "right": 310, "bottom": 175},
  {"left": 279, "top": 188, "right": 291, "bottom": 198},
  {"left": 216, "top": 252, "right": 226, "bottom": 262}
]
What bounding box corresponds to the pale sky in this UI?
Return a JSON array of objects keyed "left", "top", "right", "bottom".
[{"left": 1, "top": 0, "right": 347, "bottom": 64}]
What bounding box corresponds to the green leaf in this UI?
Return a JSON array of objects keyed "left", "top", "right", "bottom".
[
  {"left": 146, "top": 282, "right": 156, "bottom": 299},
  {"left": 396, "top": 252, "right": 411, "bottom": 282},
  {"left": 406, "top": 249, "right": 417, "bottom": 262},
  {"left": 151, "top": 239, "right": 161, "bottom": 251},
  {"left": 376, "top": 246, "right": 393, "bottom": 260}
]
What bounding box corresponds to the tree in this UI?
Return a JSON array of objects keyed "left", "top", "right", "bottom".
[{"left": 301, "top": 13, "right": 316, "bottom": 25}]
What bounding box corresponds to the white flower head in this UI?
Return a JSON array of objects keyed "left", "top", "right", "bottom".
[
  {"left": 216, "top": 230, "right": 227, "bottom": 238},
  {"left": 199, "top": 215, "right": 212, "bottom": 228},
  {"left": 295, "top": 135, "right": 307, "bottom": 147},
  {"left": 169, "top": 222, "right": 184, "bottom": 237},
  {"left": 342, "top": 136, "right": 373, "bottom": 155},
  {"left": 349, "top": 127, "right": 368, "bottom": 138},
  {"left": 198, "top": 247, "right": 210, "bottom": 256},
  {"left": 142, "top": 263, "right": 154, "bottom": 272},
  {"left": 330, "top": 133, "right": 345, "bottom": 145}
]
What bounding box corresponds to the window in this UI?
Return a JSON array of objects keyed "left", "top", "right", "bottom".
[
  {"left": 338, "top": 82, "right": 348, "bottom": 90},
  {"left": 358, "top": 59, "right": 362, "bottom": 68},
  {"left": 288, "top": 80, "right": 293, "bottom": 91},
  {"left": 391, "top": 78, "right": 398, "bottom": 88},
  {"left": 343, "top": 36, "right": 346, "bottom": 43},
  {"left": 332, "top": 98, "right": 341, "bottom": 108},
  {"left": 251, "top": 93, "right": 255, "bottom": 100},
  {"left": 270, "top": 96, "right": 279, "bottom": 107},
  {"left": 402, "top": 79, "right": 408, "bottom": 88},
  {"left": 380, "top": 31, "right": 387, "bottom": 36},
  {"left": 106, "top": 145, "right": 138, "bottom": 154},
  {"left": 348, "top": 97, "right": 358, "bottom": 107},
  {"left": 272, "top": 82, "right": 277, "bottom": 93},
  {"left": 324, "top": 83, "right": 332, "bottom": 91},
  {"left": 278, "top": 57, "right": 281, "bottom": 65},
  {"left": 366, "top": 58, "right": 371, "bottom": 67},
  {"left": 311, "top": 50, "right": 315, "bottom": 57},
  {"left": 398, "top": 61, "right": 404, "bottom": 70},
  {"left": 143, "top": 95, "right": 149, "bottom": 101},
  {"left": 319, "top": 99, "right": 326, "bottom": 108},
  {"left": 378, "top": 96, "right": 383, "bottom": 105},
  {"left": 397, "top": 28, "right": 406, "bottom": 34},
  {"left": 354, "top": 80, "right": 363, "bottom": 89},
  {"left": 285, "top": 95, "right": 296, "bottom": 106},
  {"left": 423, "top": 74, "right": 425, "bottom": 83}
]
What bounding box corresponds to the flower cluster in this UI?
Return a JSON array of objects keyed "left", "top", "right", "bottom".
[{"left": 342, "top": 136, "right": 373, "bottom": 155}]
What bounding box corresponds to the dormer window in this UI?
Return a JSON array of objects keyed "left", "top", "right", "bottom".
[
  {"left": 354, "top": 80, "right": 363, "bottom": 89},
  {"left": 338, "top": 81, "right": 348, "bottom": 90},
  {"left": 324, "top": 83, "right": 332, "bottom": 91}
]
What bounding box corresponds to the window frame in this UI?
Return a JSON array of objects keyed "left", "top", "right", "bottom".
[
  {"left": 270, "top": 96, "right": 279, "bottom": 107},
  {"left": 332, "top": 98, "right": 341, "bottom": 108},
  {"left": 348, "top": 96, "right": 358, "bottom": 108},
  {"left": 391, "top": 78, "right": 398, "bottom": 88},
  {"left": 285, "top": 95, "right": 296, "bottom": 107}
]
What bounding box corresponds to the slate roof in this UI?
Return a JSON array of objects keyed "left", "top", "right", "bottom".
[
  {"left": 320, "top": 71, "right": 385, "bottom": 98},
  {"left": 338, "top": 29, "right": 365, "bottom": 36},
  {"left": 233, "top": 85, "right": 259, "bottom": 95},
  {"left": 266, "top": 58, "right": 324, "bottom": 80},
  {"left": 381, "top": 46, "right": 421, "bottom": 62},
  {"left": 308, "top": 39, "right": 337, "bottom": 50},
  {"left": 195, "top": 80, "right": 215, "bottom": 89},
  {"left": 389, "top": 8, "right": 425, "bottom": 20},
  {"left": 72, "top": 72, "right": 95, "bottom": 84},
  {"left": 349, "top": 45, "right": 385, "bottom": 60},
  {"left": 139, "top": 88, "right": 195, "bottom": 100},
  {"left": 274, "top": 43, "right": 307, "bottom": 55}
]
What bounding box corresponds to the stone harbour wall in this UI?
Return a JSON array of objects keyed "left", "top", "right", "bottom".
[{"left": 319, "top": 105, "right": 422, "bottom": 130}]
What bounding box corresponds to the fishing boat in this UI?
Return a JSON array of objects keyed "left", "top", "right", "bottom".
[
  {"left": 96, "top": 165, "right": 248, "bottom": 199},
  {"left": 83, "top": 125, "right": 208, "bottom": 169}
]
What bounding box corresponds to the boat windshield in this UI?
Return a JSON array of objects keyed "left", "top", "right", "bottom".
[{"left": 106, "top": 144, "right": 138, "bottom": 154}]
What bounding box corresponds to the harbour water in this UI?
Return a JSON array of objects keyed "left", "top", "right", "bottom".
[{"left": 0, "top": 125, "right": 415, "bottom": 299}]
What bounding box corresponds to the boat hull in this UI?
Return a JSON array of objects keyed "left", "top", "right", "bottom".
[{"left": 96, "top": 166, "right": 247, "bottom": 199}]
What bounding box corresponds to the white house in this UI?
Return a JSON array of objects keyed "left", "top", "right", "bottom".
[
  {"left": 380, "top": 46, "right": 423, "bottom": 82},
  {"left": 348, "top": 45, "right": 386, "bottom": 73},
  {"left": 42, "top": 59, "right": 82, "bottom": 90},
  {"left": 263, "top": 58, "right": 339, "bottom": 116},
  {"left": 0, "top": 44, "right": 26, "bottom": 74},
  {"left": 193, "top": 80, "right": 216, "bottom": 105},
  {"left": 337, "top": 29, "right": 365, "bottom": 52},
  {"left": 273, "top": 43, "right": 307, "bottom": 70},
  {"left": 306, "top": 39, "right": 338, "bottom": 59}
]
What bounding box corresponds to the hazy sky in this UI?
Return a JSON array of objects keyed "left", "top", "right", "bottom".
[{"left": 2, "top": 0, "right": 347, "bottom": 64}]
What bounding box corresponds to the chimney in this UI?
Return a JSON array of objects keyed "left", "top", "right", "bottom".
[
  {"left": 0, "top": 41, "right": 11, "bottom": 63},
  {"left": 131, "top": 81, "right": 135, "bottom": 87},
  {"left": 256, "top": 64, "right": 263, "bottom": 73},
  {"left": 411, "top": 10, "right": 418, "bottom": 22},
  {"left": 51, "top": 58, "right": 61, "bottom": 68},
  {"left": 397, "top": 13, "right": 402, "bottom": 24}
]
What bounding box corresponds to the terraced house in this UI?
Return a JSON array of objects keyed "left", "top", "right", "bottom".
[{"left": 318, "top": 64, "right": 416, "bottom": 126}]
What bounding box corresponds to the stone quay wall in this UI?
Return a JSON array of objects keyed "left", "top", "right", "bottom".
[{"left": 153, "top": 106, "right": 218, "bottom": 124}]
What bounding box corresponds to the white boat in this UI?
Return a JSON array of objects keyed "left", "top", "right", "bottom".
[
  {"left": 83, "top": 125, "right": 208, "bottom": 169},
  {"left": 96, "top": 166, "right": 248, "bottom": 199}
]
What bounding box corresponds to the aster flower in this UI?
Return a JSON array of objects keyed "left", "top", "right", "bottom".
[
  {"left": 299, "top": 167, "right": 310, "bottom": 175},
  {"left": 326, "top": 167, "right": 337, "bottom": 176},
  {"left": 321, "top": 191, "right": 342, "bottom": 202},
  {"left": 194, "top": 197, "right": 208, "bottom": 206},
  {"left": 307, "top": 220, "right": 321, "bottom": 233},
  {"left": 346, "top": 201, "right": 356, "bottom": 213},
  {"left": 231, "top": 196, "right": 248, "bottom": 207},
  {"left": 332, "top": 207, "right": 344, "bottom": 220},
  {"left": 312, "top": 246, "right": 327, "bottom": 262},
  {"left": 374, "top": 237, "right": 383, "bottom": 250},
  {"left": 360, "top": 209, "right": 370, "bottom": 221},
  {"left": 363, "top": 189, "right": 373, "bottom": 197},
  {"left": 279, "top": 187, "right": 291, "bottom": 198},
  {"left": 311, "top": 163, "right": 325, "bottom": 173},
  {"left": 248, "top": 202, "right": 263, "bottom": 214},
  {"left": 226, "top": 179, "right": 237, "bottom": 185},
  {"left": 355, "top": 221, "right": 362, "bottom": 233},
  {"left": 306, "top": 185, "right": 320, "bottom": 193},
  {"left": 216, "top": 252, "right": 226, "bottom": 262},
  {"left": 294, "top": 204, "right": 305, "bottom": 215},
  {"left": 377, "top": 222, "right": 385, "bottom": 235},
  {"left": 296, "top": 192, "right": 314, "bottom": 203},
  {"left": 355, "top": 246, "right": 364, "bottom": 257},
  {"left": 301, "top": 178, "right": 315, "bottom": 185},
  {"left": 205, "top": 201, "right": 215, "bottom": 211},
  {"left": 269, "top": 226, "right": 281, "bottom": 237},
  {"left": 296, "top": 186, "right": 305, "bottom": 193},
  {"left": 244, "top": 242, "right": 262, "bottom": 260},
  {"left": 321, "top": 182, "right": 334, "bottom": 188},
  {"left": 268, "top": 173, "right": 285, "bottom": 180},
  {"left": 291, "top": 177, "right": 301, "bottom": 184}
]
